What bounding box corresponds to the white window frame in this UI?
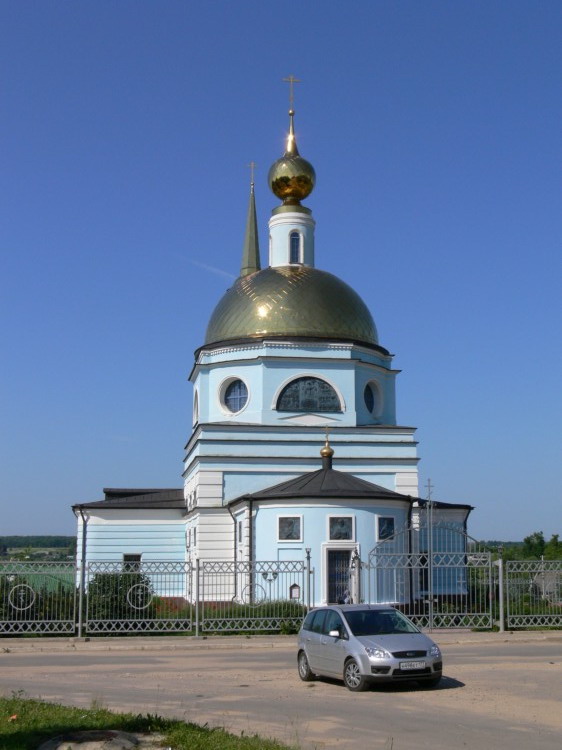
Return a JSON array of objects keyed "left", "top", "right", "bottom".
[
  {"left": 277, "top": 514, "right": 303, "bottom": 543},
  {"left": 327, "top": 515, "right": 355, "bottom": 542},
  {"left": 122, "top": 553, "right": 142, "bottom": 571},
  {"left": 218, "top": 376, "right": 250, "bottom": 416},
  {"left": 288, "top": 230, "right": 303, "bottom": 264}
]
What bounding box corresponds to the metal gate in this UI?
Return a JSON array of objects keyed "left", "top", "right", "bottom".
[
  {"left": 84, "top": 561, "right": 192, "bottom": 634},
  {"left": 505, "top": 560, "right": 562, "bottom": 628},
  {"left": 0, "top": 561, "right": 76, "bottom": 634},
  {"left": 197, "top": 560, "right": 307, "bottom": 633},
  {"left": 366, "top": 522, "right": 493, "bottom": 629}
]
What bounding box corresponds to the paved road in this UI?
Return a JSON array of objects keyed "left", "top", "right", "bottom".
[{"left": 1, "top": 633, "right": 561, "bottom": 749}]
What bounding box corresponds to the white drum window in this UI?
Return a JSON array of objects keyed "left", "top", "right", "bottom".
[{"left": 289, "top": 231, "right": 301, "bottom": 263}]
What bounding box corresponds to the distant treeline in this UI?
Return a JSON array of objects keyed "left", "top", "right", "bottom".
[{"left": 0, "top": 536, "right": 75, "bottom": 549}]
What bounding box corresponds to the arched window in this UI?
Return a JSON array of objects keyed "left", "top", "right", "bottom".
[
  {"left": 193, "top": 391, "right": 199, "bottom": 425},
  {"left": 289, "top": 231, "right": 301, "bottom": 264},
  {"left": 277, "top": 377, "right": 341, "bottom": 413},
  {"left": 223, "top": 379, "right": 248, "bottom": 413}
]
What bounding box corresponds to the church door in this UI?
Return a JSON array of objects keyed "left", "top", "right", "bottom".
[{"left": 327, "top": 549, "right": 351, "bottom": 604}]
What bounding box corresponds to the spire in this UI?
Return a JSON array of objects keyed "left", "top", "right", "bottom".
[
  {"left": 282, "top": 75, "right": 300, "bottom": 156},
  {"left": 240, "top": 166, "right": 261, "bottom": 277},
  {"left": 285, "top": 109, "right": 299, "bottom": 156}
]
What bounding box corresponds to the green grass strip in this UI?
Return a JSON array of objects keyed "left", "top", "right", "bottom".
[{"left": 0, "top": 693, "right": 296, "bottom": 750}]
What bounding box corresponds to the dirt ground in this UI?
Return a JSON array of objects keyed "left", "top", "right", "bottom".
[{"left": 1, "top": 632, "right": 561, "bottom": 749}]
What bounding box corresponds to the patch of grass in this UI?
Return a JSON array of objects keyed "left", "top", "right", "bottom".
[{"left": 0, "top": 693, "right": 296, "bottom": 750}]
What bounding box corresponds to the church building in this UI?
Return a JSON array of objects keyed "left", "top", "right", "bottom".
[{"left": 74, "top": 102, "right": 472, "bottom": 606}]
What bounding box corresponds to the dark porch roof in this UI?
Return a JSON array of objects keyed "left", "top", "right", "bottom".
[
  {"left": 73, "top": 488, "right": 184, "bottom": 511},
  {"left": 230, "top": 467, "right": 417, "bottom": 504}
]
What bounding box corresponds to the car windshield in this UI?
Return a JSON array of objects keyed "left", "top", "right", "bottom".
[{"left": 343, "top": 609, "right": 419, "bottom": 636}]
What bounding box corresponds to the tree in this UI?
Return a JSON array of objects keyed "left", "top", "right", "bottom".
[
  {"left": 522, "top": 531, "right": 545, "bottom": 559},
  {"left": 544, "top": 534, "right": 562, "bottom": 560}
]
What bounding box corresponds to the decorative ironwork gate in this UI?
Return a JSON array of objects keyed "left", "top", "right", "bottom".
[
  {"left": 505, "top": 560, "right": 562, "bottom": 628},
  {"left": 0, "top": 561, "right": 76, "bottom": 634},
  {"left": 366, "top": 521, "right": 493, "bottom": 629},
  {"left": 84, "top": 561, "right": 192, "bottom": 634},
  {"left": 197, "top": 560, "right": 307, "bottom": 633}
]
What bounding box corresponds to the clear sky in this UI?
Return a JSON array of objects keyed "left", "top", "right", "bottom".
[{"left": 1, "top": 1, "right": 560, "bottom": 541}]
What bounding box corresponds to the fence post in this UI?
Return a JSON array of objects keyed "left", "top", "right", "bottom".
[
  {"left": 77, "top": 562, "right": 85, "bottom": 638},
  {"left": 195, "top": 558, "right": 200, "bottom": 637},
  {"left": 305, "top": 548, "right": 311, "bottom": 612},
  {"left": 497, "top": 558, "right": 505, "bottom": 632}
]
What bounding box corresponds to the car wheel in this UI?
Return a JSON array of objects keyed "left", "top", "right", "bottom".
[
  {"left": 419, "top": 676, "right": 441, "bottom": 688},
  {"left": 343, "top": 658, "right": 368, "bottom": 692},
  {"left": 298, "top": 650, "right": 315, "bottom": 681}
]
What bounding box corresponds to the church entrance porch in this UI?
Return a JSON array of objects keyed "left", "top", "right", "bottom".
[
  {"left": 327, "top": 549, "right": 351, "bottom": 604},
  {"left": 322, "top": 544, "right": 360, "bottom": 605}
]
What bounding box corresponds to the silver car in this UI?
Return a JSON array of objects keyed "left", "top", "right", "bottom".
[{"left": 297, "top": 604, "right": 443, "bottom": 691}]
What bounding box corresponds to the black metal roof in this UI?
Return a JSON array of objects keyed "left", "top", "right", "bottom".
[
  {"left": 73, "top": 488, "right": 184, "bottom": 511},
  {"left": 230, "top": 468, "right": 417, "bottom": 503}
]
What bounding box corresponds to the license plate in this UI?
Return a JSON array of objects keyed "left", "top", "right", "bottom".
[{"left": 399, "top": 660, "right": 426, "bottom": 670}]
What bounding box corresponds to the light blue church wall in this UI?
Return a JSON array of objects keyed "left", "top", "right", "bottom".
[
  {"left": 77, "top": 512, "right": 187, "bottom": 564},
  {"left": 253, "top": 500, "right": 410, "bottom": 605},
  {"left": 192, "top": 342, "right": 397, "bottom": 428}
]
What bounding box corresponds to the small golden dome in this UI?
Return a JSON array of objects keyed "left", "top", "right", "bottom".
[
  {"left": 320, "top": 441, "right": 334, "bottom": 458},
  {"left": 268, "top": 155, "right": 316, "bottom": 204},
  {"left": 269, "top": 109, "right": 316, "bottom": 205}
]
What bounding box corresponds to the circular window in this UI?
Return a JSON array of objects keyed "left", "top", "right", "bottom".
[{"left": 223, "top": 379, "right": 248, "bottom": 413}]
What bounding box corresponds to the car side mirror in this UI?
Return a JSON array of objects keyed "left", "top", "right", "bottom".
[{"left": 329, "top": 628, "right": 347, "bottom": 639}]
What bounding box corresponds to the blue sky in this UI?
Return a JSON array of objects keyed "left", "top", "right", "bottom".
[{"left": 1, "top": 1, "right": 560, "bottom": 540}]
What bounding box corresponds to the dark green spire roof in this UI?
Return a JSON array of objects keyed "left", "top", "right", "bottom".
[{"left": 240, "top": 182, "right": 261, "bottom": 277}]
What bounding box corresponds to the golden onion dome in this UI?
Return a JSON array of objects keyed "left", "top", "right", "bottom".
[
  {"left": 269, "top": 109, "right": 316, "bottom": 205},
  {"left": 204, "top": 265, "right": 379, "bottom": 347},
  {"left": 268, "top": 154, "right": 316, "bottom": 204}
]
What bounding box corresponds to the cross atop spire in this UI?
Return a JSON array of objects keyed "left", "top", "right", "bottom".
[
  {"left": 283, "top": 75, "right": 300, "bottom": 112},
  {"left": 248, "top": 160, "right": 257, "bottom": 188}
]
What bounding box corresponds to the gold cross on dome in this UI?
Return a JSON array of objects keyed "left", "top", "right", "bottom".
[{"left": 283, "top": 75, "right": 300, "bottom": 110}]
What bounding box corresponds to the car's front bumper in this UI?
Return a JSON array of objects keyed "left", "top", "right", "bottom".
[{"left": 360, "top": 654, "right": 443, "bottom": 682}]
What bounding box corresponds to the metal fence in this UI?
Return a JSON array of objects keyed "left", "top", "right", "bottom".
[
  {"left": 83, "top": 561, "right": 192, "bottom": 634},
  {"left": 0, "top": 561, "right": 76, "bottom": 635},
  {"left": 365, "top": 523, "right": 494, "bottom": 629},
  {"left": 1, "top": 556, "right": 561, "bottom": 636},
  {"left": 505, "top": 560, "right": 562, "bottom": 628},
  {"left": 196, "top": 560, "right": 307, "bottom": 634}
]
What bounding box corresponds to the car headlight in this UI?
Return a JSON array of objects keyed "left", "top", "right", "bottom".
[
  {"left": 430, "top": 644, "right": 441, "bottom": 658},
  {"left": 365, "top": 646, "right": 391, "bottom": 659}
]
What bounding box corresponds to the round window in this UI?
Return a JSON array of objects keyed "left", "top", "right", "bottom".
[{"left": 223, "top": 379, "right": 248, "bottom": 413}]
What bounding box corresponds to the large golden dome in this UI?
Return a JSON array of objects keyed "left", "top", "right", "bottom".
[{"left": 204, "top": 265, "right": 378, "bottom": 347}]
